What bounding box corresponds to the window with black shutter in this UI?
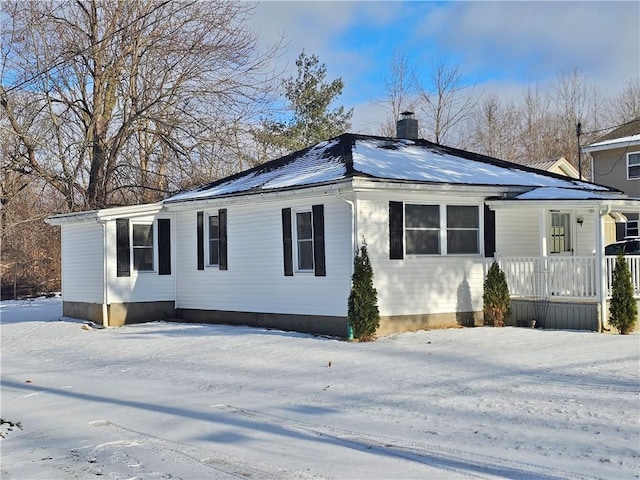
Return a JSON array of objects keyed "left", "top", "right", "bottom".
[
  {"left": 116, "top": 218, "right": 131, "bottom": 277},
  {"left": 158, "top": 219, "right": 171, "bottom": 275}
]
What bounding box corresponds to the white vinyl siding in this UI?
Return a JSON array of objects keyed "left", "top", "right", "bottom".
[
  {"left": 106, "top": 217, "right": 175, "bottom": 304},
  {"left": 495, "top": 209, "right": 540, "bottom": 256},
  {"left": 174, "top": 195, "right": 352, "bottom": 317},
  {"left": 357, "top": 191, "right": 488, "bottom": 318},
  {"left": 60, "top": 223, "right": 104, "bottom": 303}
]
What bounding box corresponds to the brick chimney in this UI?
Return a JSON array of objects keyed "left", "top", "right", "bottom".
[{"left": 396, "top": 111, "right": 418, "bottom": 140}]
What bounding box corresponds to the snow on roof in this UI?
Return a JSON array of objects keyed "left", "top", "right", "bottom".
[
  {"left": 508, "top": 187, "right": 627, "bottom": 201},
  {"left": 586, "top": 133, "right": 640, "bottom": 150},
  {"left": 165, "top": 134, "right": 612, "bottom": 203},
  {"left": 167, "top": 139, "right": 347, "bottom": 202}
]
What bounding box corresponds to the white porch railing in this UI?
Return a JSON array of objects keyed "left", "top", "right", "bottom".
[
  {"left": 605, "top": 256, "right": 640, "bottom": 298},
  {"left": 495, "top": 256, "right": 597, "bottom": 298},
  {"left": 493, "top": 255, "right": 640, "bottom": 299}
]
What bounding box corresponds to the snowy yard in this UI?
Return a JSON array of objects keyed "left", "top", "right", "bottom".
[{"left": 1, "top": 297, "right": 639, "bottom": 479}]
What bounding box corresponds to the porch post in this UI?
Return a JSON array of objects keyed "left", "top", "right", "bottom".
[
  {"left": 539, "top": 209, "right": 547, "bottom": 298},
  {"left": 595, "top": 207, "right": 608, "bottom": 332}
]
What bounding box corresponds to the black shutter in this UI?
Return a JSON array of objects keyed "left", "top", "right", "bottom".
[
  {"left": 158, "top": 218, "right": 171, "bottom": 275},
  {"left": 312, "top": 204, "right": 326, "bottom": 277},
  {"left": 218, "top": 208, "right": 228, "bottom": 270},
  {"left": 116, "top": 218, "right": 130, "bottom": 277},
  {"left": 282, "top": 208, "right": 293, "bottom": 276},
  {"left": 484, "top": 204, "right": 496, "bottom": 258},
  {"left": 197, "top": 211, "right": 204, "bottom": 270},
  {"left": 389, "top": 201, "right": 404, "bottom": 260}
]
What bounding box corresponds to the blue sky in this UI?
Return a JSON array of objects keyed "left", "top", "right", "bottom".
[{"left": 249, "top": 1, "right": 640, "bottom": 133}]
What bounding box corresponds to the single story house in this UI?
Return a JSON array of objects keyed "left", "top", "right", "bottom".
[{"left": 47, "top": 120, "right": 640, "bottom": 336}]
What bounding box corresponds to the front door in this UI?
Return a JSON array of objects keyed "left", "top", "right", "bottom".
[{"left": 549, "top": 211, "right": 572, "bottom": 255}]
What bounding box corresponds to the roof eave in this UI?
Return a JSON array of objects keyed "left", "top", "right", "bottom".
[{"left": 46, "top": 203, "right": 164, "bottom": 225}]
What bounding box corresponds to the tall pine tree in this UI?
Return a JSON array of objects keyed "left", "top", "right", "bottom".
[
  {"left": 256, "top": 51, "right": 353, "bottom": 157},
  {"left": 347, "top": 242, "right": 380, "bottom": 341}
]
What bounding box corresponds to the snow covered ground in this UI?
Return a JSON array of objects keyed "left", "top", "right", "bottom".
[{"left": 1, "top": 297, "right": 639, "bottom": 479}]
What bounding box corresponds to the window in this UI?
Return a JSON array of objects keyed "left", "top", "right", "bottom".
[
  {"left": 208, "top": 215, "right": 220, "bottom": 265},
  {"left": 626, "top": 220, "right": 639, "bottom": 238},
  {"left": 405, "top": 204, "right": 440, "bottom": 254},
  {"left": 281, "top": 205, "right": 325, "bottom": 276},
  {"left": 197, "top": 210, "right": 227, "bottom": 271},
  {"left": 296, "top": 211, "right": 314, "bottom": 271},
  {"left": 116, "top": 218, "right": 171, "bottom": 277},
  {"left": 132, "top": 224, "right": 154, "bottom": 271},
  {"left": 628, "top": 152, "right": 640, "bottom": 180},
  {"left": 401, "top": 204, "right": 480, "bottom": 256},
  {"left": 446, "top": 205, "right": 479, "bottom": 254},
  {"left": 550, "top": 212, "right": 571, "bottom": 254}
]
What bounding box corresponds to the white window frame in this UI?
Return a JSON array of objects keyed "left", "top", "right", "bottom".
[
  {"left": 294, "top": 209, "right": 314, "bottom": 272},
  {"left": 207, "top": 214, "right": 220, "bottom": 266},
  {"left": 404, "top": 204, "right": 481, "bottom": 256},
  {"left": 626, "top": 220, "right": 639, "bottom": 238},
  {"left": 628, "top": 152, "right": 640, "bottom": 180},
  {"left": 132, "top": 222, "right": 155, "bottom": 272}
]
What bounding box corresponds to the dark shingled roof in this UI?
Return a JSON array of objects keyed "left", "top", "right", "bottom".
[{"left": 165, "top": 133, "right": 617, "bottom": 203}]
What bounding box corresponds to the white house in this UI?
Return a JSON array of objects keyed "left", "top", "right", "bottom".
[{"left": 47, "top": 123, "right": 640, "bottom": 336}]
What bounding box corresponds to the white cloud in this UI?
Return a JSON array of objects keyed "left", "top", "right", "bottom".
[{"left": 416, "top": 1, "right": 639, "bottom": 91}]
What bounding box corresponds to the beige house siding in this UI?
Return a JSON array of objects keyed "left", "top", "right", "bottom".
[{"left": 591, "top": 146, "right": 640, "bottom": 196}]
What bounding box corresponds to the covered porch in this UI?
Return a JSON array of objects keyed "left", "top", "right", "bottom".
[{"left": 487, "top": 191, "right": 640, "bottom": 331}]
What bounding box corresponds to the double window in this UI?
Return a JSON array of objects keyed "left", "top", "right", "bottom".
[
  {"left": 116, "top": 218, "right": 171, "bottom": 277},
  {"left": 628, "top": 152, "right": 640, "bottom": 180},
  {"left": 396, "top": 203, "right": 480, "bottom": 256}
]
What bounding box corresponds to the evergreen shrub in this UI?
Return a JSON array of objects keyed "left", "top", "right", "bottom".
[
  {"left": 483, "top": 261, "right": 511, "bottom": 327},
  {"left": 609, "top": 255, "right": 638, "bottom": 334},
  {"left": 347, "top": 242, "right": 380, "bottom": 341}
]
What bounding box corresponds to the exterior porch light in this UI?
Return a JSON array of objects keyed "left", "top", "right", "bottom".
[{"left": 577, "top": 215, "right": 584, "bottom": 227}]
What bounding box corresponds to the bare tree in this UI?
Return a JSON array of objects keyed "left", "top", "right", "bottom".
[
  {"left": 374, "top": 51, "right": 417, "bottom": 137},
  {"left": 468, "top": 93, "right": 520, "bottom": 161},
  {"left": 416, "top": 60, "right": 477, "bottom": 145},
  {"left": 1, "top": 0, "right": 279, "bottom": 211},
  {"left": 608, "top": 77, "right": 640, "bottom": 125}
]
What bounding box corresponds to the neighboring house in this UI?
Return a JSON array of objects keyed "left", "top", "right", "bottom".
[
  {"left": 584, "top": 118, "right": 640, "bottom": 240},
  {"left": 527, "top": 157, "right": 580, "bottom": 179},
  {"left": 47, "top": 120, "right": 640, "bottom": 335}
]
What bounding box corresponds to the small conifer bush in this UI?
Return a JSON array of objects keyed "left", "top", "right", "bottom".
[
  {"left": 483, "top": 261, "right": 511, "bottom": 327},
  {"left": 609, "top": 256, "right": 637, "bottom": 334},
  {"left": 347, "top": 241, "right": 380, "bottom": 341}
]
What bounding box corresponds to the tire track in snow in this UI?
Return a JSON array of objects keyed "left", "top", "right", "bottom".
[
  {"left": 90, "top": 420, "right": 322, "bottom": 479},
  {"left": 213, "top": 404, "right": 604, "bottom": 480}
]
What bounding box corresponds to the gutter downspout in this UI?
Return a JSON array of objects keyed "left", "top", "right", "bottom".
[
  {"left": 598, "top": 205, "right": 611, "bottom": 332},
  {"left": 335, "top": 190, "right": 357, "bottom": 339},
  {"left": 335, "top": 191, "right": 357, "bottom": 275},
  {"left": 99, "top": 220, "right": 109, "bottom": 328}
]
